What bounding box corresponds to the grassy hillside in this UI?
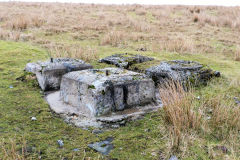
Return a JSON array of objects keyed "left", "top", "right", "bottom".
[{"left": 0, "top": 2, "right": 240, "bottom": 159}]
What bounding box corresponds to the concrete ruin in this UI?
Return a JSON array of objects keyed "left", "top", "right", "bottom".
[
  {"left": 24, "top": 56, "right": 220, "bottom": 129},
  {"left": 99, "top": 53, "right": 154, "bottom": 69},
  {"left": 25, "top": 58, "right": 92, "bottom": 91},
  {"left": 46, "top": 68, "right": 160, "bottom": 128},
  {"left": 145, "top": 60, "right": 220, "bottom": 86}
]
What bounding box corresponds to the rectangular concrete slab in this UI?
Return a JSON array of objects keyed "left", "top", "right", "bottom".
[
  {"left": 60, "top": 68, "right": 156, "bottom": 117},
  {"left": 25, "top": 58, "right": 92, "bottom": 91}
]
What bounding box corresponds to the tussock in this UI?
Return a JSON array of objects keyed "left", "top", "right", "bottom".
[
  {"left": 100, "top": 31, "right": 126, "bottom": 47},
  {"left": 234, "top": 46, "right": 240, "bottom": 61},
  {"left": 160, "top": 81, "right": 203, "bottom": 149}
]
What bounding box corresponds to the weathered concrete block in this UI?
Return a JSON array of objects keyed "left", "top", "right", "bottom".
[
  {"left": 146, "top": 60, "right": 220, "bottom": 86},
  {"left": 25, "top": 58, "right": 92, "bottom": 91},
  {"left": 60, "top": 68, "right": 155, "bottom": 117},
  {"left": 99, "top": 53, "right": 154, "bottom": 69}
]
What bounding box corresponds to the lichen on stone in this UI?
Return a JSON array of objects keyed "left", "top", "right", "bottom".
[
  {"left": 145, "top": 60, "right": 220, "bottom": 87},
  {"left": 99, "top": 53, "right": 154, "bottom": 69}
]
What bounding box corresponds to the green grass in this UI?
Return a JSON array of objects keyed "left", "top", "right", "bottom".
[{"left": 0, "top": 40, "right": 240, "bottom": 159}]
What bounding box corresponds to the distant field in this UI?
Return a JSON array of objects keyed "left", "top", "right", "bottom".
[{"left": 0, "top": 2, "right": 240, "bottom": 159}]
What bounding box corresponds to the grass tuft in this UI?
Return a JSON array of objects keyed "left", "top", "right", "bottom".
[
  {"left": 8, "top": 16, "right": 29, "bottom": 31},
  {"left": 160, "top": 81, "right": 203, "bottom": 150},
  {"left": 234, "top": 46, "right": 240, "bottom": 61}
]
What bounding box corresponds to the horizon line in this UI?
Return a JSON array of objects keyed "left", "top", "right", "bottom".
[{"left": 1, "top": 0, "right": 240, "bottom": 7}]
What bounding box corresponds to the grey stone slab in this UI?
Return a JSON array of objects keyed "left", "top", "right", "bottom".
[
  {"left": 60, "top": 68, "right": 156, "bottom": 117},
  {"left": 145, "top": 60, "right": 220, "bottom": 86},
  {"left": 99, "top": 53, "right": 154, "bottom": 69},
  {"left": 46, "top": 90, "right": 161, "bottom": 128},
  {"left": 88, "top": 137, "right": 114, "bottom": 155},
  {"left": 25, "top": 58, "right": 92, "bottom": 91}
]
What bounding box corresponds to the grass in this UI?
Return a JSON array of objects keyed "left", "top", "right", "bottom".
[
  {"left": 0, "top": 2, "right": 240, "bottom": 160},
  {"left": 0, "top": 38, "right": 240, "bottom": 159},
  {"left": 235, "top": 46, "right": 240, "bottom": 61}
]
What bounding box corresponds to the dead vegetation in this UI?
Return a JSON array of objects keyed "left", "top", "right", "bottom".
[
  {"left": 48, "top": 43, "right": 98, "bottom": 62},
  {"left": 100, "top": 30, "right": 126, "bottom": 47},
  {"left": 235, "top": 46, "right": 240, "bottom": 61},
  {"left": 159, "top": 82, "right": 203, "bottom": 151},
  {"left": 205, "top": 96, "right": 240, "bottom": 135},
  {"left": 190, "top": 6, "right": 240, "bottom": 29},
  {"left": 159, "top": 37, "right": 195, "bottom": 54},
  {"left": 8, "top": 15, "right": 28, "bottom": 31},
  {"left": 0, "top": 3, "right": 240, "bottom": 57},
  {"left": 1, "top": 138, "right": 27, "bottom": 160},
  {"left": 159, "top": 81, "right": 240, "bottom": 157}
]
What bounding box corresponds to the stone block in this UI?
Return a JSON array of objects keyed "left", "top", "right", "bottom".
[
  {"left": 99, "top": 53, "right": 154, "bottom": 69},
  {"left": 146, "top": 60, "right": 220, "bottom": 86},
  {"left": 60, "top": 68, "right": 155, "bottom": 117},
  {"left": 25, "top": 58, "right": 92, "bottom": 91}
]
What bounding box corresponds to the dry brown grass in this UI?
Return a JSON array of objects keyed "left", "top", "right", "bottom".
[
  {"left": 1, "top": 138, "right": 27, "bottom": 160},
  {"left": 0, "top": 28, "right": 9, "bottom": 40},
  {"left": 160, "top": 81, "right": 240, "bottom": 156},
  {"left": 48, "top": 44, "right": 98, "bottom": 62},
  {"left": 8, "top": 15, "right": 29, "bottom": 31},
  {"left": 152, "top": 36, "right": 195, "bottom": 54},
  {"left": 234, "top": 46, "right": 240, "bottom": 61},
  {"left": 191, "top": 7, "right": 240, "bottom": 29},
  {"left": 0, "top": 29, "right": 23, "bottom": 41},
  {"left": 160, "top": 82, "right": 203, "bottom": 150},
  {"left": 0, "top": 2, "right": 239, "bottom": 57},
  {"left": 100, "top": 30, "right": 126, "bottom": 47},
  {"left": 9, "top": 31, "right": 21, "bottom": 41},
  {"left": 204, "top": 97, "right": 240, "bottom": 136},
  {"left": 193, "top": 14, "right": 199, "bottom": 23},
  {"left": 127, "top": 17, "right": 151, "bottom": 32},
  {"left": 31, "top": 15, "right": 44, "bottom": 28}
]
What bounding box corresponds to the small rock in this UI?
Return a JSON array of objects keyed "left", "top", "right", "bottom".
[
  {"left": 88, "top": 137, "right": 114, "bottom": 155},
  {"left": 214, "top": 145, "right": 228, "bottom": 153},
  {"left": 144, "top": 128, "right": 151, "bottom": 132},
  {"left": 208, "top": 109, "right": 213, "bottom": 113},
  {"left": 19, "top": 146, "right": 36, "bottom": 154},
  {"left": 82, "top": 127, "right": 89, "bottom": 131},
  {"left": 119, "top": 120, "right": 126, "bottom": 125},
  {"left": 136, "top": 48, "right": 147, "bottom": 51},
  {"left": 206, "top": 116, "right": 211, "bottom": 120},
  {"left": 26, "top": 146, "right": 36, "bottom": 153},
  {"left": 57, "top": 140, "right": 64, "bottom": 148},
  {"left": 151, "top": 152, "right": 157, "bottom": 156},
  {"left": 31, "top": 117, "right": 37, "bottom": 121},
  {"left": 73, "top": 148, "right": 79, "bottom": 152},
  {"left": 92, "top": 129, "right": 103, "bottom": 134},
  {"left": 214, "top": 71, "right": 221, "bottom": 77},
  {"left": 233, "top": 97, "right": 240, "bottom": 105},
  {"left": 169, "top": 155, "right": 178, "bottom": 160},
  {"left": 111, "top": 124, "right": 120, "bottom": 128}
]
